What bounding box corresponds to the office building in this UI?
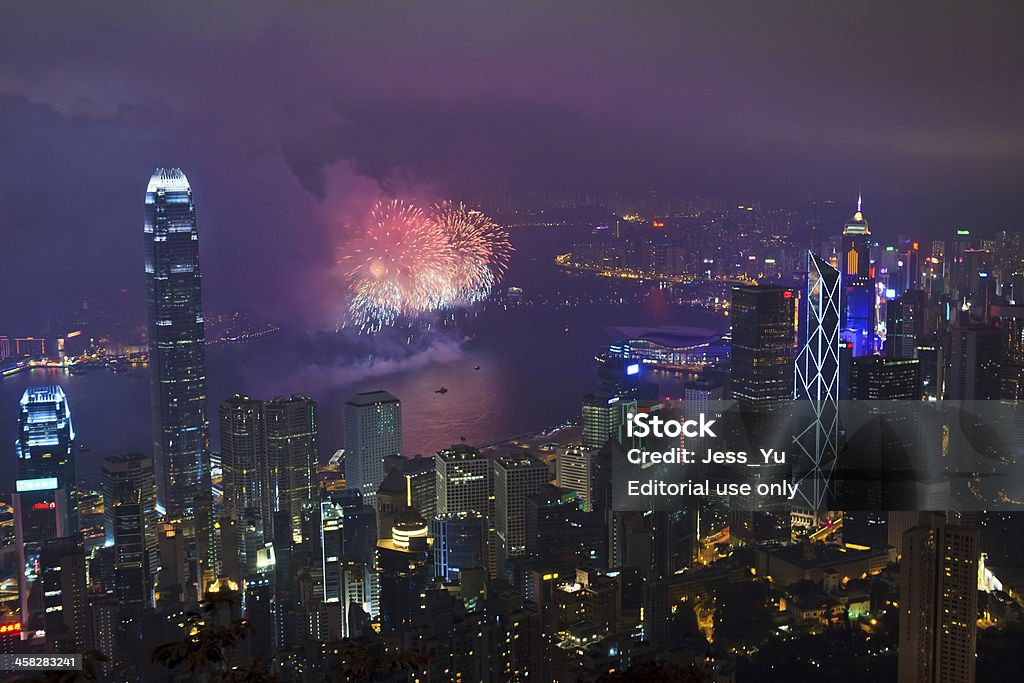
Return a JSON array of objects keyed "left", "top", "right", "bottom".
[
  {"left": 432, "top": 513, "right": 486, "bottom": 581},
  {"left": 948, "top": 323, "right": 1001, "bottom": 400},
  {"left": 14, "top": 386, "right": 77, "bottom": 628},
  {"left": 101, "top": 454, "right": 158, "bottom": 582},
  {"left": 343, "top": 391, "right": 401, "bottom": 504},
  {"left": 265, "top": 395, "right": 318, "bottom": 540},
  {"left": 885, "top": 292, "right": 925, "bottom": 360},
  {"left": 494, "top": 454, "right": 549, "bottom": 572},
  {"left": 841, "top": 199, "right": 876, "bottom": 356},
  {"left": 102, "top": 457, "right": 159, "bottom": 609},
  {"left": 38, "top": 536, "right": 88, "bottom": 653},
  {"left": 898, "top": 513, "right": 979, "bottom": 683},
  {"left": 145, "top": 168, "right": 209, "bottom": 517},
  {"left": 849, "top": 356, "right": 921, "bottom": 400},
  {"left": 793, "top": 252, "right": 842, "bottom": 512},
  {"left": 219, "top": 395, "right": 267, "bottom": 524},
  {"left": 992, "top": 304, "right": 1024, "bottom": 401},
  {"left": 556, "top": 446, "right": 598, "bottom": 512},
  {"left": 731, "top": 285, "right": 797, "bottom": 412},
  {"left": 436, "top": 444, "right": 489, "bottom": 517}
]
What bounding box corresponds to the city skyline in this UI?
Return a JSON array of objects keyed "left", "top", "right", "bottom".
[{"left": 1, "top": 4, "right": 1023, "bottom": 682}]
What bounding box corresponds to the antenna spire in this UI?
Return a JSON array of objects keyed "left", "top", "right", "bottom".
[{"left": 857, "top": 189, "right": 862, "bottom": 214}]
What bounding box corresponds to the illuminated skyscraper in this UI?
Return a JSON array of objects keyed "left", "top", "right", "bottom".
[
  {"left": 493, "top": 454, "right": 549, "bottom": 572},
  {"left": 344, "top": 391, "right": 401, "bottom": 505},
  {"left": 899, "top": 513, "right": 979, "bottom": 683},
  {"left": 145, "top": 168, "right": 209, "bottom": 517},
  {"left": 219, "top": 395, "right": 267, "bottom": 524},
  {"left": 841, "top": 198, "right": 876, "bottom": 356},
  {"left": 793, "top": 253, "right": 842, "bottom": 512},
  {"left": 14, "top": 385, "right": 77, "bottom": 627},
  {"left": 556, "top": 446, "right": 598, "bottom": 512},
  {"left": 38, "top": 536, "right": 88, "bottom": 653},
  {"left": 101, "top": 453, "right": 159, "bottom": 606},
  {"left": 265, "top": 395, "right": 318, "bottom": 541},
  {"left": 731, "top": 285, "right": 797, "bottom": 412},
  {"left": 436, "top": 444, "right": 489, "bottom": 517}
]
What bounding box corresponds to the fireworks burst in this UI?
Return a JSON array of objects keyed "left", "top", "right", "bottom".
[
  {"left": 431, "top": 201, "right": 513, "bottom": 304},
  {"left": 340, "top": 199, "right": 512, "bottom": 332}
]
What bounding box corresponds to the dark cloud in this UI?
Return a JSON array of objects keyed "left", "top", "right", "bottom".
[{"left": 1, "top": 1, "right": 1022, "bottom": 329}]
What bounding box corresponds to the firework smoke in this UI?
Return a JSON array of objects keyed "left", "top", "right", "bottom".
[{"left": 340, "top": 199, "right": 512, "bottom": 332}]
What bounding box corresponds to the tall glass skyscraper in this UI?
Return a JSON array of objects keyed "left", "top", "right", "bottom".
[
  {"left": 14, "top": 385, "right": 77, "bottom": 627},
  {"left": 793, "top": 252, "right": 842, "bottom": 513},
  {"left": 145, "top": 168, "right": 209, "bottom": 517}
]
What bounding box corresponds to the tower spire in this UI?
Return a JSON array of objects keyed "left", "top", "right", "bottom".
[{"left": 857, "top": 190, "right": 862, "bottom": 214}]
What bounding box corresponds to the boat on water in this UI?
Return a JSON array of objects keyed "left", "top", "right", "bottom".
[{"left": 435, "top": 386, "right": 448, "bottom": 394}]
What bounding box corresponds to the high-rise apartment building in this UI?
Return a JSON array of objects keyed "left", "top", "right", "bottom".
[
  {"left": 898, "top": 512, "right": 979, "bottom": 683},
  {"left": 145, "top": 168, "right": 209, "bottom": 517},
  {"left": 343, "top": 391, "right": 401, "bottom": 504}
]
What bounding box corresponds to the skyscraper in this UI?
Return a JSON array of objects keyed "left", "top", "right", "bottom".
[
  {"left": 991, "top": 304, "right": 1024, "bottom": 401},
  {"left": 947, "top": 323, "right": 1001, "bottom": 400},
  {"left": 841, "top": 199, "right": 876, "bottom": 356},
  {"left": 220, "top": 395, "right": 267, "bottom": 524},
  {"left": 431, "top": 513, "right": 486, "bottom": 581},
  {"left": 145, "top": 168, "right": 209, "bottom": 517},
  {"left": 265, "top": 395, "right": 318, "bottom": 542},
  {"left": 793, "top": 253, "right": 842, "bottom": 512},
  {"left": 849, "top": 356, "right": 921, "bottom": 400},
  {"left": 14, "top": 385, "right": 77, "bottom": 627},
  {"left": 38, "top": 536, "right": 88, "bottom": 653},
  {"left": 436, "top": 444, "right": 489, "bottom": 517},
  {"left": 343, "top": 391, "right": 401, "bottom": 504},
  {"left": 885, "top": 291, "right": 925, "bottom": 360},
  {"left": 731, "top": 285, "right": 797, "bottom": 413},
  {"left": 101, "top": 453, "right": 159, "bottom": 606},
  {"left": 493, "top": 453, "right": 549, "bottom": 572},
  {"left": 556, "top": 446, "right": 598, "bottom": 512},
  {"left": 898, "top": 513, "right": 979, "bottom": 683}
]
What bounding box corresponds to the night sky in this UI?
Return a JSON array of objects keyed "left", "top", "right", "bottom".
[{"left": 2, "top": 1, "right": 1022, "bottom": 330}]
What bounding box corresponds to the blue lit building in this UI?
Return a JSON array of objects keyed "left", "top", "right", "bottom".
[
  {"left": 840, "top": 198, "right": 876, "bottom": 356},
  {"left": 145, "top": 168, "right": 210, "bottom": 517},
  {"left": 432, "top": 512, "right": 486, "bottom": 581},
  {"left": 14, "top": 385, "right": 77, "bottom": 628}
]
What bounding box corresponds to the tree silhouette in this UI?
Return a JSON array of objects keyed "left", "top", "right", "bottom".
[{"left": 151, "top": 589, "right": 252, "bottom": 682}]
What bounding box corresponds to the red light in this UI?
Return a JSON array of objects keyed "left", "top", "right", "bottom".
[
  {"left": 32, "top": 502, "right": 56, "bottom": 511},
  {"left": 783, "top": 291, "right": 793, "bottom": 298}
]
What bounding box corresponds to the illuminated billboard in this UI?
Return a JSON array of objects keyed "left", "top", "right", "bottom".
[{"left": 15, "top": 477, "right": 58, "bottom": 492}]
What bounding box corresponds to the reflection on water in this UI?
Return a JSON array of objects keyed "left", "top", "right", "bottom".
[{"left": 0, "top": 228, "right": 723, "bottom": 486}]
